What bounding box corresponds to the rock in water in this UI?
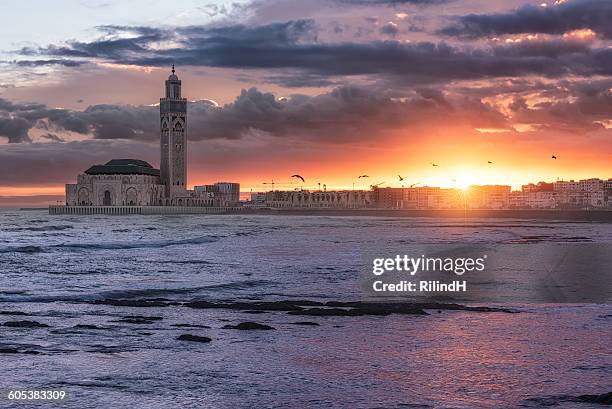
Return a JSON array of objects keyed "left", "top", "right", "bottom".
[
  {"left": 176, "top": 334, "right": 212, "bottom": 343},
  {"left": 223, "top": 322, "right": 275, "bottom": 330},
  {"left": 574, "top": 392, "right": 612, "bottom": 405},
  {"left": 73, "top": 324, "right": 104, "bottom": 330},
  {"left": 111, "top": 315, "right": 163, "bottom": 324},
  {"left": 3, "top": 320, "right": 49, "bottom": 328},
  {"left": 0, "top": 311, "right": 29, "bottom": 316},
  {"left": 14, "top": 246, "right": 43, "bottom": 254}
]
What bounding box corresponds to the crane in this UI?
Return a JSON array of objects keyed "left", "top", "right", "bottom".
[
  {"left": 262, "top": 180, "right": 276, "bottom": 190},
  {"left": 262, "top": 180, "right": 296, "bottom": 191}
]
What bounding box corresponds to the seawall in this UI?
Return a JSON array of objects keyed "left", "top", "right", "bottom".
[
  {"left": 48, "top": 205, "right": 612, "bottom": 221},
  {"left": 48, "top": 205, "right": 248, "bottom": 215}
]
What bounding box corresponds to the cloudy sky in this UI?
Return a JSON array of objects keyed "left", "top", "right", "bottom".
[{"left": 1, "top": 0, "right": 611, "bottom": 205}]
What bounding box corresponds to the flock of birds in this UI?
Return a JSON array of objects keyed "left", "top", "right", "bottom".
[{"left": 280, "top": 155, "right": 559, "bottom": 190}]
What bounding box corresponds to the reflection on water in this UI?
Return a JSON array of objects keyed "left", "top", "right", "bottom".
[{"left": 0, "top": 211, "right": 610, "bottom": 408}]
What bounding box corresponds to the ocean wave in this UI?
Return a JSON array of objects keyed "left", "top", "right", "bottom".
[
  {"left": 96, "top": 287, "right": 203, "bottom": 299},
  {"left": 51, "top": 235, "right": 223, "bottom": 251},
  {"left": 0, "top": 245, "right": 44, "bottom": 254},
  {"left": 200, "top": 280, "right": 275, "bottom": 291},
  {"left": 0, "top": 294, "right": 87, "bottom": 303},
  {"left": 503, "top": 235, "right": 593, "bottom": 243},
  {"left": 78, "top": 282, "right": 276, "bottom": 305},
  {"left": 91, "top": 281, "right": 273, "bottom": 301},
  {"left": 4, "top": 225, "right": 73, "bottom": 232},
  {"left": 523, "top": 391, "right": 612, "bottom": 406},
  {"left": 156, "top": 259, "right": 217, "bottom": 265}
]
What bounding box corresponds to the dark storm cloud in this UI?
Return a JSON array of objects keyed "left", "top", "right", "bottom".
[
  {"left": 3, "top": 77, "right": 612, "bottom": 146},
  {"left": 0, "top": 85, "right": 509, "bottom": 144},
  {"left": 19, "top": 19, "right": 612, "bottom": 87},
  {"left": 28, "top": 20, "right": 316, "bottom": 64},
  {"left": 0, "top": 98, "right": 91, "bottom": 137},
  {"left": 439, "top": 0, "right": 612, "bottom": 40},
  {"left": 15, "top": 59, "right": 85, "bottom": 67},
  {"left": 192, "top": 82, "right": 611, "bottom": 140},
  {"left": 178, "top": 19, "right": 317, "bottom": 43},
  {"left": 0, "top": 98, "right": 155, "bottom": 143},
  {"left": 508, "top": 78, "right": 612, "bottom": 133},
  {"left": 262, "top": 73, "right": 337, "bottom": 87},
  {"left": 491, "top": 37, "right": 592, "bottom": 58},
  {"left": 20, "top": 24, "right": 170, "bottom": 61},
  {"left": 380, "top": 22, "right": 400, "bottom": 37},
  {"left": 0, "top": 116, "right": 32, "bottom": 143},
  {"left": 79, "top": 104, "right": 158, "bottom": 140}
]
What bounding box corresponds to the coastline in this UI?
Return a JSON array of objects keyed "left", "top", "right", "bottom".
[
  {"left": 33, "top": 205, "right": 612, "bottom": 221},
  {"left": 222, "top": 208, "right": 612, "bottom": 221}
]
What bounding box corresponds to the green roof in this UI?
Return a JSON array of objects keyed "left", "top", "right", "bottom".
[{"left": 85, "top": 159, "right": 160, "bottom": 176}]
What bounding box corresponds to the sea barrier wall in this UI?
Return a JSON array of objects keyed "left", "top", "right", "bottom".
[
  {"left": 48, "top": 206, "right": 612, "bottom": 221},
  {"left": 48, "top": 205, "right": 248, "bottom": 215}
]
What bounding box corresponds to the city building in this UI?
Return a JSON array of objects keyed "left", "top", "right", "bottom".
[
  {"left": 194, "top": 183, "right": 240, "bottom": 207},
  {"left": 260, "top": 178, "right": 611, "bottom": 211},
  {"left": 605, "top": 179, "right": 612, "bottom": 208},
  {"left": 370, "top": 186, "right": 464, "bottom": 209},
  {"left": 65, "top": 159, "right": 165, "bottom": 206},
  {"left": 246, "top": 192, "right": 267, "bottom": 208},
  {"left": 467, "top": 185, "right": 511, "bottom": 209},
  {"left": 508, "top": 179, "right": 610, "bottom": 209},
  {"left": 554, "top": 179, "right": 604, "bottom": 209},
  {"left": 63, "top": 66, "right": 239, "bottom": 211},
  {"left": 264, "top": 190, "right": 372, "bottom": 208}
]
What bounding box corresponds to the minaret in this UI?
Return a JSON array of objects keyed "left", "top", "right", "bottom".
[{"left": 160, "top": 64, "right": 187, "bottom": 198}]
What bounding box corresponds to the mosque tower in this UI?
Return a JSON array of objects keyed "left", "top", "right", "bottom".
[{"left": 160, "top": 64, "right": 187, "bottom": 198}]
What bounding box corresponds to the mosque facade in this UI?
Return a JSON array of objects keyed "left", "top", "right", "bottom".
[{"left": 65, "top": 67, "right": 224, "bottom": 208}]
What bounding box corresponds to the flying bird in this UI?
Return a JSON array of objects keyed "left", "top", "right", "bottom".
[
  {"left": 431, "top": 163, "right": 439, "bottom": 167},
  {"left": 398, "top": 174, "right": 405, "bottom": 181},
  {"left": 358, "top": 175, "right": 369, "bottom": 178},
  {"left": 487, "top": 161, "right": 493, "bottom": 164},
  {"left": 551, "top": 155, "right": 557, "bottom": 159},
  {"left": 291, "top": 174, "right": 305, "bottom": 182}
]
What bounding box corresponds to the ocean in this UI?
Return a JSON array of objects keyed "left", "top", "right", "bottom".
[{"left": 0, "top": 210, "right": 610, "bottom": 408}]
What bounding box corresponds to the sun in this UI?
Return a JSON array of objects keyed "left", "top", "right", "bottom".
[
  {"left": 455, "top": 179, "right": 469, "bottom": 190},
  {"left": 454, "top": 177, "right": 471, "bottom": 191},
  {"left": 451, "top": 169, "right": 485, "bottom": 190}
]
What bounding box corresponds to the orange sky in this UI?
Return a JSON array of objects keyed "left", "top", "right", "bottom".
[{"left": 5, "top": 125, "right": 608, "bottom": 202}]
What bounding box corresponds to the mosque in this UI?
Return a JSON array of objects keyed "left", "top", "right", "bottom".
[{"left": 64, "top": 66, "right": 235, "bottom": 210}]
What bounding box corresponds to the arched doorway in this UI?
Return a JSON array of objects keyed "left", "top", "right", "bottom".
[
  {"left": 78, "top": 188, "right": 90, "bottom": 206},
  {"left": 126, "top": 187, "right": 137, "bottom": 206},
  {"left": 103, "top": 190, "right": 112, "bottom": 206}
]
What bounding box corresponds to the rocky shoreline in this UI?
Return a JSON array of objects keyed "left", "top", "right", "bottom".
[{"left": 89, "top": 297, "right": 518, "bottom": 316}]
